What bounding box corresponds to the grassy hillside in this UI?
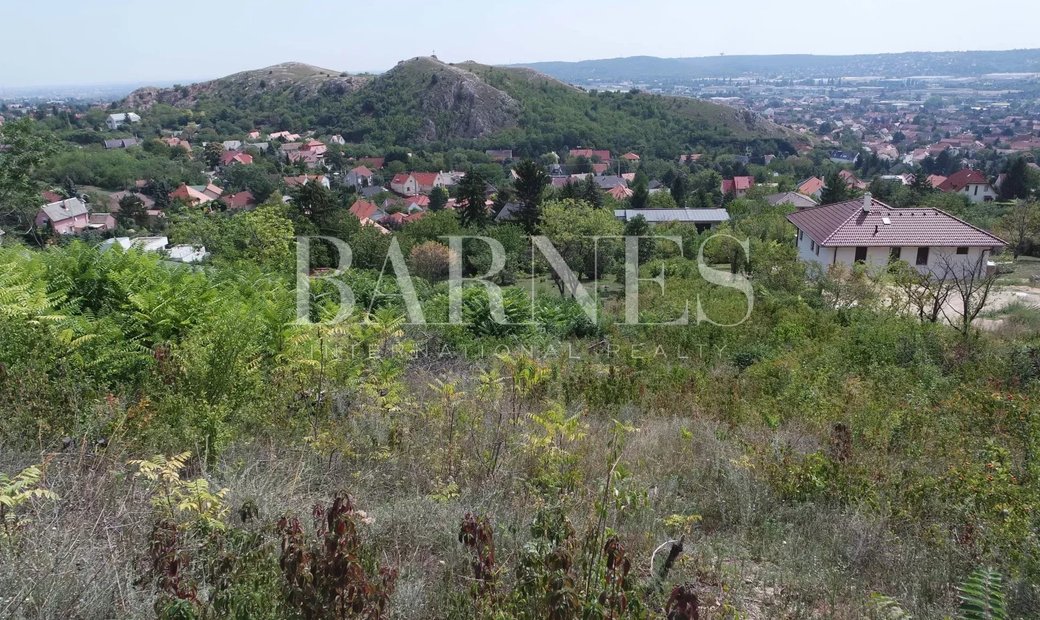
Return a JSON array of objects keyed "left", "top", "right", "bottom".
[{"left": 121, "top": 57, "right": 798, "bottom": 154}]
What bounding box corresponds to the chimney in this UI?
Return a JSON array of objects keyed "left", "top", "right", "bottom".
[{"left": 862, "top": 192, "right": 873, "bottom": 213}]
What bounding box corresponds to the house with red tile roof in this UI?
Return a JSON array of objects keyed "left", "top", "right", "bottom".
[
  {"left": 721, "top": 176, "right": 755, "bottom": 198},
  {"left": 219, "top": 151, "right": 254, "bottom": 167},
  {"left": 936, "top": 169, "right": 997, "bottom": 203},
  {"left": 926, "top": 174, "right": 947, "bottom": 189},
  {"left": 349, "top": 199, "right": 383, "bottom": 221},
  {"left": 787, "top": 194, "right": 1004, "bottom": 277},
  {"left": 797, "top": 176, "right": 826, "bottom": 200},
  {"left": 223, "top": 191, "right": 257, "bottom": 210},
  {"left": 621, "top": 152, "right": 640, "bottom": 162},
  {"left": 838, "top": 170, "right": 868, "bottom": 190},
  {"left": 170, "top": 183, "right": 223, "bottom": 206},
  {"left": 345, "top": 166, "right": 374, "bottom": 187},
  {"left": 283, "top": 174, "right": 330, "bottom": 190},
  {"left": 390, "top": 173, "right": 418, "bottom": 196},
  {"left": 569, "top": 148, "right": 611, "bottom": 163}
]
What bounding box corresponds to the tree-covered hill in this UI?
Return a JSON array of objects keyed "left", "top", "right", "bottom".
[{"left": 120, "top": 56, "right": 800, "bottom": 155}]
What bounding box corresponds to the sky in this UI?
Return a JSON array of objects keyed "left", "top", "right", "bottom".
[{"left": 2, "top": 0, "right": 1038, "bottom": 87}]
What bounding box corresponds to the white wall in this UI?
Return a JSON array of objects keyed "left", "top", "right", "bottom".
[
  {"left": 960, "top": 183, "right": 998, "bottom": 204},
  {"left": 793, "top": 228, "right": 991, "bottom": 276}
]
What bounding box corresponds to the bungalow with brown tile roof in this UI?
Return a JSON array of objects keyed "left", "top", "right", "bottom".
[{"left": 787, "top": 193, "right": 1004, "bottom": 277}]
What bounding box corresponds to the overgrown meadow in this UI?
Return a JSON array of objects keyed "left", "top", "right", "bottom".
[{"left": 1, "top": 209, "right": 1039, "bottom": 618}]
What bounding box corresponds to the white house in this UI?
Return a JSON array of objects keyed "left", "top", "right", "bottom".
[
  {"left": 787, "top": 194, "right": 1005, "bottom": 277},
  {"left": 106, "top": 112, "right": 141, "bottom": 130},
  {"left": 167, "top": 245, "right": 209, "bottom": 264},
  {"left": 936, "top": 169, "right": 998, "bottom": 204},
  {"left": 100, "top": 236, "right": 169, "bottom": 253}
]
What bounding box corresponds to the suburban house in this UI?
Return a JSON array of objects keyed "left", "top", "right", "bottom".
[
  {"left": 36, "top": 197, "right": 89, "bottom": 234},
  {"left": 621, "top": 152, "right": 640, "bottom": 162},
  {"left": 106, "top": 112, "right": 141, "bottom": 130},
  {"left": 721, "top": 176, "right": 755, "bottom": 198},
  {"left": 101, "top": 236, "right": 170, "bottom": 254},
  {"left": 219, "top": 151, "right": 254, "bottom": 167},
  {"left": 104, "top": 138, "right": 142, "bottom": 150},
  {"left": 349, "top": 199, "right": 385, "bottom": 222},
  {"left": 787, "top": 194, "right": 1005, "bottom": 277},
  {"left": 390, "top": 173, "right": 419, "bottom": 196},
  {"left": 614, "top": 208, "right": 730, "bottom": 231},
  {"left": 838, "top": 169, "right": 868, "bottom": 190},
  {"left": 608, "top": 185, "right": 634, "bottom": 201},
  {"left": 570, "top": 148, "right": 611, "bottom": 163},
  {"left": 936, "top": 169, "right": 998, "bottom": 203},
  {"left": 87, "top": 213, "right": 116, "bottom": 231},
  {"left": 345, "top": 166, "right": 374, "bottom": 187},
  {"left": 797, "top": 176, "right": 826, "bottom": 199},
  {"left": 223, "top": 191, "right": 257, "bottom": 210},
  {"left": 170, "top": 183, "right": 223, "bottom": 206},
  {"left": 765, "top": 192, "right": 818, "bottom": 209},
  {"left": 283, "top": 174, "right": 330, "bottom": 190},
  {"left": 161, "top": 137, "right": 192, "bottom": 152},
  {"left": 222, "top": 140, "right": 243, "bottom": 151}
]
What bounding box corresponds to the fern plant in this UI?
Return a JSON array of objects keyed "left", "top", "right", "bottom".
[
  {"left": 956, "top": 567, "right": 1007, "bottom": 620},
  {"left": 0, "top": 464, "right": 59, "bottom": 540},
  {"left": 129, "top": 452, "right": 229, "bottom": 531}
]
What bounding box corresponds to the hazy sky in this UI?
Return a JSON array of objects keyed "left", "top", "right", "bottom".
[{"left": 2, "top": 0, "right": 1038, "bottom": 87}]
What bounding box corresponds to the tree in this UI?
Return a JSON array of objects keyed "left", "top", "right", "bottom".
[
  {"left": 61, "top": 176, "right": 77, "bottom": 199},
  {"left": 538, "top": 199, "right": 623, "bottom": 296},
  {"left": 457, "top": 168, "right": 488, "bottom": 227},
  {"left": 408, "top": 241, "right": 455, "bottom": 282},
  {"left": 670, "top": 172, "right": 689, "bottom": 207},
  {"left": 820, "top": 171, "right": 851, "bottom": 204},
  {"left": 996, "top": 200, "right": 1040, "bottom": 258},
  {"left": 629, "top": 172, "right": 649, "bottom": 210},
  {"left": 939, "top": 253, "right": 997, "bottom": 339},
  {"left": 580, "top": 175, "right": 603, "bottom": 209},
  {"left": 116, "top": 194, "right": 148, "bottom": 229},
  {"left": 203, "top": 142, "right": 224, "bottom": 169},
  {"left": 513, "top": 159, "right": 550, "bottom": 233},
  {"left": 290, "top": 181, "right": 338, "bottom": 227},
  {"left": 999, "top": 157, "right": 1030, "bottom": 201},
  {"left": 429, "top": 186, "right": 449, "bottom": 212},
  {"left": 0, "top": 118, "right": 57, "bottom": 232},
  {"left": 623, "top": 215, "right": 652, "bottom": 264}
]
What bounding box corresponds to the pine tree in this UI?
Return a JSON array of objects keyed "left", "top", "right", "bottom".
[
  {"left": 513, "top": 159, "right": 549, "bottom": 233},
  {"left": 629, "top": 172, "right": 649, "bottom": 209},
  {"left": 457, "top": 169, "right": 488, "bottom": 227}
]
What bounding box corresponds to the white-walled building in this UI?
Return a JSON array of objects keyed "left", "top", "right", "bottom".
[
  {"left": 937, "top": 169, "right": 998, "bottom": 204},
  {"left": 787, "top": 194, "right": 1005, "bottom": 277},
  {"left": 106, "top": 112, "right": 141, "bottom": 130}
]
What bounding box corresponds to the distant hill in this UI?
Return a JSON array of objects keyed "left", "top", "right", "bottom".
[
  {"left": 121, "top": 57, "right": 798, "bottom": 155},
  {"left": 123, "top": 62, "right": 369, "bottom": 109},
  {"left": 515, "top": 49, "right": 1040, "bottom": 82}
]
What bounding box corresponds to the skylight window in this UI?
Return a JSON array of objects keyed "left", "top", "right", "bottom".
[{"left": 882, "top": 216, "right": 891, "bottom": 225}]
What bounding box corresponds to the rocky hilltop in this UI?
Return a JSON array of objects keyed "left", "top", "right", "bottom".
[
  {"left": 120, "top": 56, "right": 798, "bottom": 150},
  {"left": 122, "top": 62, "right": 369, "bottom": 109}
]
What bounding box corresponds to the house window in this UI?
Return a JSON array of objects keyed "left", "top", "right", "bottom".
[
  {"left": 956, "top": 246, "right": 969, "bottom": 255},
  {"left": 974, "top": 185, "right": 979, "bottom": 196},
  {"left": 890, "top": 247, "right": 901, "bottom": 261},
  {"left": 815, "top": 244, "right": 820, "bottom": 256},
  {"left": 916, "top": 247, "right": 930, "bottom": 266},
  {"left": 854, "top": 247, "right": 868, "bottom": 263},
  {"left": 797, "top": 229, "right": 803, "bottom": 242},
  {"left": 810, "top": 239, "right": 815, "bottom": 252}
]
